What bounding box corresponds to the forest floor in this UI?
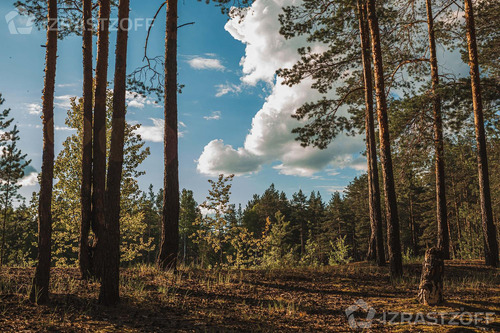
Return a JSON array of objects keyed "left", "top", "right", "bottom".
[{"left": 0, "top": 261, "right": 499, "bottom": 332}]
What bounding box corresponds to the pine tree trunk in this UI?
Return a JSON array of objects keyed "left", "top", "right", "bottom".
[
  {"left": 30, "top": 0, "right": 58, "bottom": 304},
  {"left": 157, "top": 0, "right": 179, "bottom": 271},
  {"left": 357, "top": 0, "right": 385, "bottom": 266},
  {"left": 300, "top": 223, "right": 305, "bottom": 256},
  {"left": 409, "top": 190, "right": 418, "bottom": 255},
  {"left": 425, "top": 0, "right": 450, "bottom": 260},
  {"left": 92, "top": 0, "right": 111, "bottom": 278},
  {"left": 79, "top": 0, "right": 94, "bottom": 280},
  {"left": 100, "top": 0, "right": 130, "bottom": 306},
  {"left": 365, "top": 0, "right": 403, "bottom": 277},
  {"left": 464, "top": 0, "right": 499, "bottom": 267},
  {"left": 0, "top": 191, "right": 9, "bottom": 267},
  {"left": 451, "top": 178, "right": 462, "bottom": 244}
]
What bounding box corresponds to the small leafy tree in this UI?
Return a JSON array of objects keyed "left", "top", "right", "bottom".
[
  {"left": 261, "top": 212, "right": 296, "bottom": 268},
  {"left": 0, "top": 95, "right": 30, "bottom": 266},
  {"left": 179, "top": 189, "right": 201, "bottom": 265},
  {"left": 227, "top": 225, "right": 261, "bottom": 268},
  {"left": 328, "top": 236, "right": 353, "bottom": 265},
  {"left": 192, "top": 174, "right": 234, "bottom": 267}
]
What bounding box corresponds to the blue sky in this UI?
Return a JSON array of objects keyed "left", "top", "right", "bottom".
[{"left": 1, "top": 0, "right": 465, "bottom": 207}]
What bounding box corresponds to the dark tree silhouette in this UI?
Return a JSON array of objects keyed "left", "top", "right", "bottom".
[
  {"left": 92, "top": 0, "right": 111, "bottom": 278},
  {"left": 357, "top": 0, "right": 385, "bottom": 266},
  {"left": 100, "top": 0, "right": 130, "bottom": 305},
  {"left": 425, "top": 0, "right": 450, "bottom": 260},
  {"left": 30, "top": 0, "right": 58, "bottom": 304},
  {"left": 464, "top": 0, "right": 499, "bottom": 267},
  {"left": 157, "top": 0, "right": 180, "bottom": 271},
  {"left": 365, "top": 0, "right": 403, "bottom": 277},
  {"left": 79, "top": 0, "right": 94, "bottom": 280}
]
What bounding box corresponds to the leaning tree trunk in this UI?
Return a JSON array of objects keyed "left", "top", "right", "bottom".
[
  {"left": 357, "top": 0, "right": 385, "bottom": 266},
  {"left": 79, "top": 0, "right": 94, "bottom": 280},
  {"left": 30, "top": 0, "right": 58, "bottom": 304},
  {"left": 426, "top": 0, "right": 450, "bottom": 260},
  {"left": 92, "top": 0, "right": 111, "bottom": 278},
  {"left": 418, "top": 247, "right": 444, "bottom": 305},
  {"left": 100, "top": 0, "right": 130, "bottom": 306},
  {"left": 365, "top": 0, "right": 403, "bottom": 277},
  {"left": 157, "top": 0, "right": 180, "bottom": 271},
  {"left": 464, "top": 0, "right": 499, "bottom": 267}
]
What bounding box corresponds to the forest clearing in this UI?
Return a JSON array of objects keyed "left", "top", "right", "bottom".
[{"left": 1, "top": 261, "right": 499, "bottom": 332}]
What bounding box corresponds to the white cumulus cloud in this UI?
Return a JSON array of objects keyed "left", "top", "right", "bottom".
[
  {"left": 188, "top": 57, "right": 225, "bottom": 71},
  {"left": 134, "top": 118, "right": 164, "bottom": 142},
  {"left": 18, "top": 172, "right": 38, "bottom": 186},
  {"left": 55, "top": 126, "right": 75, "bottom": 131},
  {"left": 204, "top": 111, "right": 221, "bottom": 120},
  {"left": 215, "top": 83, "right": 243, "bottom": 97},
  {"left": 197, "top": 0, "right": 365, "bottom": 178},
  {"left": 26, "top": 103, "right": 41, "bottom": 115},
  {"left": 197, "top": 139, "right": 264, "bottom": 176},
  {"left": 54, "top": 95, "right": 74, "bottom": 109},
  {"left": 126, "top": 91, "right": 160, "bottom": 109},
  {"left": 134, "top": 118, "right": 185, "bottom": 142}
]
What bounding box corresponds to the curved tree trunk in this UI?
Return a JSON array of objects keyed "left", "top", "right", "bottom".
[
  {"left": 30, "top": 0, "right": 58, "bottom": 304},
  {"left": 464, "top": 0, "right": 499, "bottom": 267},
  {"left": 100, "top": 0, "right": 130, "bottom": 306},
  {"left": 357, "top": 0, "right": 385, "bottom": 266},
  {"left": 425, "top": 0, "right": 450, "bottom": 260},
  {"left": 365, "top": 0, "right": 402, "bottom": 277},
  {"left": 79, "top": 0, "right": 94, "bottom": 280},
  {"left": 157, "top": 0, "right": 180, "bottom": 271},
  {"left": 92, "top": 0, "right": 111, "bottom": 278}
]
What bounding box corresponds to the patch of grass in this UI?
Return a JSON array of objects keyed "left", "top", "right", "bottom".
[
  {"left": 0, "top": 262, "right": 498, "bottom": 332},
  {"left": 266, "top": 297, "right": 300, "bottom": 316}
]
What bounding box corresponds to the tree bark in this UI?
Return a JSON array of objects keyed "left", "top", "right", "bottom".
[
  {"left": 92, "top": 0, "right": 111, "bottom": 278},
  {"left": 100, "top": 0, "right": 130, "bottom": 306},
  {"left": 464, "top": 0, "right": 499, "bottom": 267},
  {"left": 425, "top": 0, "right": 450, "bottom": 260},
  {"left": 418, "top": 247, "right": 444, "bottom": 305},
  {"left": 30, "top": 0, "right": 58, "bottom": 304},
  {"left": 365, "top": 0, "right": 403, "bottom": 277},
  {"left": 157, "top": 0, "right": 179, "bottom": 271},
  {"left": 300, "top": 222, "right": 305, "bottom": 256},
  {"left": 357, "top": 0, "right": 385, "bottom": 266},
  {"left": 79, "top": 0, "right": 94, "bottom": 280},
  {"left": 409, "top": 198, "right": 417, "bottom": 255},
  {"left": 0, "top": 190, "right": 10, "bottom": 266}
]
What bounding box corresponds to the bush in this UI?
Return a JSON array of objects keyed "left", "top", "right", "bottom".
[{"left": 328, "top": 236, "right": 352, "bottom": 265}]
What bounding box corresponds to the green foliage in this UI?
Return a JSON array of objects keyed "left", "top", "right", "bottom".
[
  {"left": 52, "top": 92, "right": 152, "bottom": 266},
  {"left": 1, "top": 195, "right": 37, "bottom": 266},
  {"left": 455, "top": 226, "right": 484, "bottom": 260},
  {"left": 475, "top": 0, "right": 500, "bottom": 82},
  {"left": 300, "top": 230, "right": 323, "bottom": 267},
  {"left": 0, "top": 94, "right": 31, "bottom": 266},
  {"left": 192, "top": 174, "right": 235, "bottom": 267},
  {"left": 261, "top": 212, "right": 296, "bottom": 268},
  {"left": 328, "top": 236, "right": 352, "bottom": 266},
  {"left": 227, "top": 225, "right": 261, "bottom": 268},
  {"left": 179, "top": 189, "right": 201, "bottom": 264}
]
